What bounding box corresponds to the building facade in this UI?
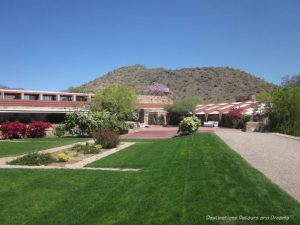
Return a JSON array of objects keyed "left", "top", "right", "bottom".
[
  {"left": 0, "top": 89, "right": 173, "bottom": 124},
  {"left": 0, "top": 89, "right": 93, "bottom": 123}
]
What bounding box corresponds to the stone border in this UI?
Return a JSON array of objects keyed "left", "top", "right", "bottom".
[
  {"left": 272, "top": 132, "right": 300, "bottom": 141},
  {"left": 0, "top": 165, "right": 140, "bottom": 172},
  {"left": 0, "top": 142, "right": 140, "bottom": 172},
  {"left": 0, "top": 139, "right": 94, "bottom": 165}
]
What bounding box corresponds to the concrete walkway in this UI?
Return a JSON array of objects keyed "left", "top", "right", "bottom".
[{"left": 215, "top": 131, "right": 300, "bottom": 202}]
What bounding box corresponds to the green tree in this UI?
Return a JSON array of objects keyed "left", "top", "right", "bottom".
[
  {"left": 91, "top": 86, "right": 137, "bottom": 120},
  {"left": 268, "top": 87, "right": 300, "bottom": 136},
  {"left": 66, "top": 86, "right": 82, "bottom": 93},
  {"left": 165, "top": 96, "right": 203, "bottom": 125},
  {"left": 282, "top": 74, "right": 300, "bottom": 87}
]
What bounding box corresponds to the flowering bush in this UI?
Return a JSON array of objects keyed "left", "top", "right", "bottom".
[
  {"left": 226, "top": 108, "right": 244, "bottom": 128},
  {"left": 227, "top": 108, "right": 244, "bottom": 120},
  {"left": 65, "top": 111, "right": 128, "bottom": 136},
  {"left": 27, "top": 121, "right": 52, "bottom": 138},
  {"left": 0, "top": 121, "right": 27, "bottom": 139},
  {"left": 178, "top": 116, "right": 201, "bottom": 135},
  {"left": 57, "top": 152, "right": 69, "bottom": 162},
  {"left": 143, "top": 82, "right": 172, "bottom": 96}
]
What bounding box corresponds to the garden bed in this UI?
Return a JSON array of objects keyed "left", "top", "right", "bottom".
[{"left": 49, "top": 148, "right": 98, "bottom": 167}]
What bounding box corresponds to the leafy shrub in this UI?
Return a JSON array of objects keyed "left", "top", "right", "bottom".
[
  {"left": 267, "top": 87, "right": 300, "bottom": 136},
  {"left": 8, "top": 152, "right": 55, "bottom": 166},
  {"left": 178, "top": 116, "right": 201, "bottom": 135},
  {"left": 65, "top": 111, "right": 97, "bottom": 136},
  {"left": 109, "top": 119, "right": 128, "bottom": 134},
  {"left": 72, "top": 144, "right": 84, "bottom": 152},
  {"left": 71, "top": 143, "right": 102, "bottom": 154},
  {"left": 27, "top": 121, "right": 52, "bottom": 138},
  {"left": 92, "top": 130, "right": 120, "bottom": 149},
  {"left": 57, "top": 152, "right": 69, "bottom": 162},
  {"left": 82, "top": 145, "right": 101, "bottom": 154},
  {"left": 65, "top": 111, "right": 128, "bottom": 136},
  {"left": 0, "top": 121, "right": 27, "bottom": 139},
  {"left": 54, "top": 125, "right": 66, "bottom": 137},
  {"left": 238, "top": 115, "right": 251, "bottom": 130}
]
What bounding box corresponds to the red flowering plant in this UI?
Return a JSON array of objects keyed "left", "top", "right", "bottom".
[
  {"left": 27, "top": 121, "right": 52, "bottom": 138},
  {"left": 227, "top": 108, "right": 244, "bottom": 128},
  {"left": 0, "top": 121, "right": 27, "bottom": 139}
]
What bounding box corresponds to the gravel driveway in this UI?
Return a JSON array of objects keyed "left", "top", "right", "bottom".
[{"left": 215, "top": 131, "right": 300, "bottom": 202}]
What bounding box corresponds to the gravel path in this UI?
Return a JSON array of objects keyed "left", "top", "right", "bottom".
[{"left": 215, "top": 131, "right": 300, "bottom": 202}]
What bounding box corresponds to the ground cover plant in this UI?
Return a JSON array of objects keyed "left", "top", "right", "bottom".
[
  {"left": 0, "top": 133, "right": 300, "bottom": 225},
  {"left": 71, "top": 142, "right": 102, "bottom": 154},
  {"left": 8, "top": 152, "right": 55, "bottom": 166},
  {"left": 0, "top": 137, "right": 91, "bottom": 157}
]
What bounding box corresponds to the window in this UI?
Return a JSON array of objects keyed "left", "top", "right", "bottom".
[
  {"left": 43, "top": 95, "right": 56, "bottom": 101},
  {"left": 24, "top": 94, "right": 39, "bottom": 100},
  {"left": 60, "top": 95, "right": 73, "bottom": 101},
  {"left": 76, "top": 96, "right": 88, "bottom": 102},
  {"left": 4, "top": 93, "right": 21, "bottom": 100}
]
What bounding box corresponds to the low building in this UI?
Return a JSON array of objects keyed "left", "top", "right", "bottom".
[
  {"left": 137, "top": 95, "right": 173, "bottom": 125},
  {"left": 0, "top": 89, "right": 172, "bottom": 125},
  {"left": 195, "top": 100, "right": 263, "bottom": 122},
  {"left": 0, "top": 89, "right": 93, "bottom": 123}
]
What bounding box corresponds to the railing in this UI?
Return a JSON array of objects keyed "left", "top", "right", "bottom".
[{"left": 0, "top": 99, "right": 90, "bottom": 107}]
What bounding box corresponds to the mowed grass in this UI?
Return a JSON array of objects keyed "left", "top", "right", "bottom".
[
  {"left": 0, "top": 133, "right": 300, "bottom": 225},
  {"left": 0, "top": 137, "right": 91, "bottom": 157}
]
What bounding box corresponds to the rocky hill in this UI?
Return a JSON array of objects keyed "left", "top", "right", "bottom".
[
  {"left": 0, "top": 84, "right": 10, "bottom": 89},
  {"left": 0, "top": 84, "right": 23, "bottom": 90},
  {"left": 77, "top": 65, "right": 276, "bottom": 102}
]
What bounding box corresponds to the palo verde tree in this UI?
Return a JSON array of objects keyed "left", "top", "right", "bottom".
[
  {"left": 257, "top": 87, "right": 300, "bottom": 137},
  {"left": 91, "top": 86, "right": 137, "bottom": 120},
  {"left": 165, "top": 96, "right": 203, "bottom": 125}
]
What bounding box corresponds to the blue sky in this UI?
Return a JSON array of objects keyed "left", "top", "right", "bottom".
[{"left": 0, "top": 0, "right": 300, "bottom": 91}]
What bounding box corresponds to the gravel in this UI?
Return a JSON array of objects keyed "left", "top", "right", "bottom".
[{"left": 215, "top": 131, "right": 300, "bottom": 202}]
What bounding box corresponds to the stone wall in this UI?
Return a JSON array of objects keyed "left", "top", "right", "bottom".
[{"left": 137, "top": 95, "right": 173, "bottom": 104}]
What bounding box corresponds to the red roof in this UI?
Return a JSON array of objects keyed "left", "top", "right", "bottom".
[{"left": 196, "top": 101, "right": 257, "bottom": 115}]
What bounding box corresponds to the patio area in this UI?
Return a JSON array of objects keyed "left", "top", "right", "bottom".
[{"left": 121, "top": 125, "right": 240, "bottom": 138}]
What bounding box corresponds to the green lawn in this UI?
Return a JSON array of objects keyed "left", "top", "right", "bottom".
[
  {"left": 0, "top": 137, "right": 91, "bottom": 157},
  {"left": 0, "top": 133, "right": 300, "bottom": 225}
]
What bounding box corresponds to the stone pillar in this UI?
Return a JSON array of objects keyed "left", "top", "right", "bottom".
[
  {"left": 88, "top": 95, "right": 92, "bottom": 102},
  {"left": 163, "top": 114, "right": 167, "bottom": 126},
  {"left": 73, "top": 95, "right": 76, "bottom": 102},
  {"left": 144, "top": 110, "right": 149, "bottom": 126},
  {"left": 1, "top": 91, "right": 4, "bottom": 99},
  {"left": 57, "top": 94, "right": 60, "bottom": 101},
  {"left": 21, "top": 93, "right": 25, "bottom": 100},
  {"left": 39, "top": 94, "right": 43, "bottom": 100}
]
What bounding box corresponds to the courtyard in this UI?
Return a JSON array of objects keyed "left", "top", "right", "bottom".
[{"left": 0, "top": 132, "right": 300, "bottom": 224}]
